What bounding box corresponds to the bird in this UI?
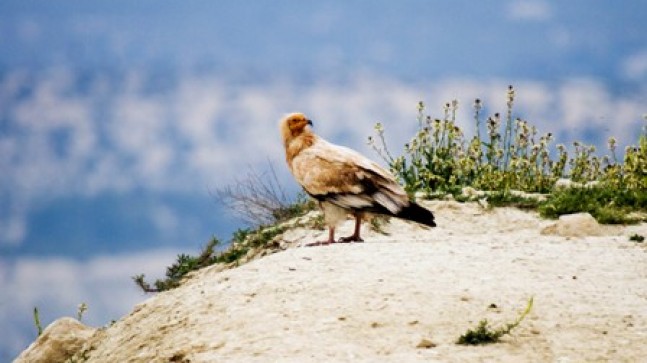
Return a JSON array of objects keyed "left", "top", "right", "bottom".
[{"left": 279, "top": 112, "right": 436, "bottom": 246}]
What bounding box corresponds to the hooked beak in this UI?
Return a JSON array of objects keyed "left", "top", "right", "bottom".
[{"left": 306, "top": 119, "right": 313, "bottom": 126}]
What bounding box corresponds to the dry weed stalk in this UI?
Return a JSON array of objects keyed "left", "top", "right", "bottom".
[{"left": 213, "top": 162, "right": 294, "bottom": 226}]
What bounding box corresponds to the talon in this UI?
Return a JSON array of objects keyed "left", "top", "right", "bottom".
[{"left": 338, "top": 235, "right": 364, "bottom": 243}]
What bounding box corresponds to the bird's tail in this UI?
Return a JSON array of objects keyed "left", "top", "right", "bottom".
[{"left": 395, "top": 202, "right": 436, "bottom": 227}]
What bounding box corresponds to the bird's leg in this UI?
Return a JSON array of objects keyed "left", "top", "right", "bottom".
[
  {"left": 339, "top": 214, "right": 364, "bottom": 243},
  {"left": 305, "top": 226, "right": 336, "bottom": 247},
  {"left": 327, "top": 227, "right": 336, "bottom": 244}
]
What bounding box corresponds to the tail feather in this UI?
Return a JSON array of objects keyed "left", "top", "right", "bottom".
[{"left": 395, "top": 202, "right": 436, "bottom": 227}]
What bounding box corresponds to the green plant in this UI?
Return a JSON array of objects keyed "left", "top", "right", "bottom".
[
  {"left": 134, "top": 222, "right": 292, "bottom": 292},
  {"left": 306, "top": 213, "right": 326, "bottom": 230},
  {"left": 629, "top": 233, "right": 645, "bottom": 242},
  {"left": 271, "top": 192, "right": 317, "bottom": 223},
  {"left": 369, "top": 86, "right": 564, "bottom": 195},
  {"left": 368, "top": 86, "right": 646, "bottom": 223},
  {"left": 482, "top": 191, "right": 543, "bottom": 210},
  {"left": 538, "top": 187, "right": 646, "bottom": 224},
  {"left": 134, "top": 237, "right": 221, "bottom": 292},
  {"left": 77, "top": 303, "right": 88, "bottom": 322},
  {"left": 217, "top": 225, "right": 287, "bottom": 264},
  {"left": 369, "top": 86, "right": 647, "bottom": 199},
  {"left": 33, "top": 307, "right": 43, "bottom": 336},
  {"left": 32, "top": 303, "right": 91, "bottom": 338},
  {"left": 369, "top": 215, "right": 390, "bottom": 235},
  {"left": 457, "top": 297, "right": 534, "bottom": 345}
]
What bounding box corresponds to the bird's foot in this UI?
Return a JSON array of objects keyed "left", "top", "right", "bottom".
[{"left": 338, "top": 235, "right": 364, "bottom": 243}]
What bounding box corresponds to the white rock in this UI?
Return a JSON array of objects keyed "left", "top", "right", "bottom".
[
  {"left": 584, "top": 180, "right": 601, "bottom": 188},
  {"left": 14, "top": 317, "right": 95, "bottom": 363},
  {"left": 461, "top": 186, "right": 484, "bottom": 198},
  {"left": 542, "top": 213, "right": 604, "bottom": 237},
  {"left": 555, "top": 178, "right": 581, "bottom": 189}
]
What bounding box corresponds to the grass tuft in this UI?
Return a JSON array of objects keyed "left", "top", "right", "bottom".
[
  {"left": 457, "top": 297, "right": 534, "bottom": 345},
  {"left": 133, "top": 223, "right": 297, "bottom": 292},
  {"left": 538, "top": 187, "right": 646, "bottom": 224}
]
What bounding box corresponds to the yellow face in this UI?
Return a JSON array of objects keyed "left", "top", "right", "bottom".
[
  {"left": 286, "top": 113, "right": 312, "bottom": 134},
  {"left": 280, "top": 112, "right": 313, "bottom": 143}
]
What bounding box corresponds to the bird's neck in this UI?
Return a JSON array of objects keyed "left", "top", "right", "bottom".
[{"left": 286, "top": 131, "right": 317, "bottom": 165}]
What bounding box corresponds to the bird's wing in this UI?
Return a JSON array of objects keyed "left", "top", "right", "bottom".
[{"left": 290, "top": 139, "right": 409, "bottom": 214}]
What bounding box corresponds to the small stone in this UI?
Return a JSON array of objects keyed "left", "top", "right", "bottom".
[
  {"left": 559, "top": 213, "right": 604, "bottom": 236},
  {"left": 416, "top": 338, "right": 437, "bottom": 349}
]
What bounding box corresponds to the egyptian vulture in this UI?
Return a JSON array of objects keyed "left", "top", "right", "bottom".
[{"left": 280, "top": 112, "right": 436, "bottom": 246}]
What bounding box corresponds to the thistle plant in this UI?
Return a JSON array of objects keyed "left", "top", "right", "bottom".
[
  {"left": 503, "top": 85, "right": 516, "bottom": 170},
  {"left": 369, "top": 85, "right": 647, "bottom": 199}
]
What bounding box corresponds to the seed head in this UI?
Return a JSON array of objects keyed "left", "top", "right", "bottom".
[{"left": 506, "top": 85, "right": 515, "bottom": 103}]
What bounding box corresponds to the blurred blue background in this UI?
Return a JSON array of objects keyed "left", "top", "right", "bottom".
[{"left": 2, "top": 1, "right": 646, "bottom": 360}]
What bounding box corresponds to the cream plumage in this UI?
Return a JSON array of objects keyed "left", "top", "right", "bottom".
[{"left": 280, "top": 112, "right": 436, "bottom": 245}]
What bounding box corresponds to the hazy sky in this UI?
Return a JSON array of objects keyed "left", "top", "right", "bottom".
[{"left": 1, "top": 1, "right": 647, "bottom": 360}]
